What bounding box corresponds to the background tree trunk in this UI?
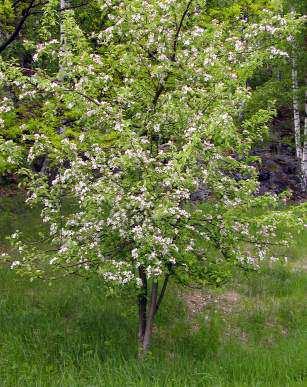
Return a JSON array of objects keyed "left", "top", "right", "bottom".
[
  {"left": 291, "top": 55, "right": 303, "bottom": 188},
  {"left": 292, "top": 56, "right": 301, "bottom": 160},
  {"left": 303, "top": 87, "right": 307, "bottom": 190}
]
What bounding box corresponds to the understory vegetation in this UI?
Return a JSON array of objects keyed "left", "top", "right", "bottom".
[{"left": 0, "top": 196, "right": 306, "bottom": 386}]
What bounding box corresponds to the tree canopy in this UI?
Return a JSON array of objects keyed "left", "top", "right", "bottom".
[{"left": 0, "top": 0, "right": 305, "bottom": 353}]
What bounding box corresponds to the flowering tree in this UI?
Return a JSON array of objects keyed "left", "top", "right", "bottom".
[{"left": 0, "top": 1, "right": 304, "bottom": 354}]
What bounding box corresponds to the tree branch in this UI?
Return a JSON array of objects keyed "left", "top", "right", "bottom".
[
  {"left": 63, "top": 88, "right": 101, "bottom": 106},
  {"left": 151, "top": 0, "right": 193, "bottom": 107},
  {"left": 0, "top": 0, "right": 36, "bottom": 54},
  {"left": 171, "top": 0, "right": 193, "bottom": 62},
  {"left": 154, "top": 272, "right": 171, "bottom": 316}
]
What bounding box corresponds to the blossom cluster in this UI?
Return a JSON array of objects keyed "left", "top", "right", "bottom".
[{"left": 2, "top": 2, "right": 304, "bottom": 286}]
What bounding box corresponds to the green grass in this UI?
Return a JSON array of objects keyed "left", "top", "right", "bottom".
[{"left": 0, "top": 195, "right": 306, "bottom": 386}]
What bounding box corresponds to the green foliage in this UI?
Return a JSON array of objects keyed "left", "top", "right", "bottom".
[
  {"left": 0, "top": 137, "right": 23, "bottom": 174},
  {"left": 0, "top": 0, "right": 14, "bottom": 30}
]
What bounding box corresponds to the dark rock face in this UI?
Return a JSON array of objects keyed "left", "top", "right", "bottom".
[
  {"left": 254, "top": 149, "right": 301, "bottom": 195},
  {"left": 254, "top": 107, "right": 306, "bottom": 200}
]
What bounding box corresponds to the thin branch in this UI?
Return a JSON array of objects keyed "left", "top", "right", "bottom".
[
  {"left": 154, "top": 272, "right": 171, "bottom": 316},
  {"left": 171, "top": 0, "right": 193, "bottom": 62},
  {"left": 0, "top": 0, "right": 36, "bottom": 54},
  {"left": 63, "top": 88, "right": 101, "bottom": 106},
  {"left": 151, "top": 0, "right": 193, "bottom": 107},
  {"left": 55, "top": 259, "right": 99, "bottom": 269}
]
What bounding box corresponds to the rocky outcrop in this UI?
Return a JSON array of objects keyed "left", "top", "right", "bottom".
[{"left": 254, "top": 107, "right": 306, "bottom": 200}]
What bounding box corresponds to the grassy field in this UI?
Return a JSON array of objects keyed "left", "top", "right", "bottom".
[{"left": 0, "top": 195, "right": 306, "bottom": 386}]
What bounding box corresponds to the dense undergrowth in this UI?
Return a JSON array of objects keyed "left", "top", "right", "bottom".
[{"left": 0, "top": 195, "right": 306, "bottom": 386}]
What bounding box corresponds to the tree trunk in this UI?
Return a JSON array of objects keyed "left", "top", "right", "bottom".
[
  {"left": 141, "top": 281, "right": 158, "bottom": 356},
  {"left": 138, "top": 266, "right": 147, "bottom": 347},
  {"left": 137, "top": 271, "right": 171, "bottom": 358},
  {"left": 292, "top": 56, "right": 301, "bottom": 160},
  {"left": 291, "top": 55, "right": 303, "bottom": 187},
  {"left": 138, "top": 292, "right": 147, "bottom": 343},
  {"left": 303, "top": 87, "right": 307, "bottom": 191}
]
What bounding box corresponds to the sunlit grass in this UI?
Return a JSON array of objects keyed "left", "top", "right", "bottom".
[{"left": 0, "top": 195, "right": 306, "bottom": 386}]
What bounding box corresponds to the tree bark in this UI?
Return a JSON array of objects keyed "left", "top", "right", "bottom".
[
  {"left": 292, "top": 56, "right": 302, "bottom": 160},
  {"left": 303, "top": 86, "right": 307, "bottom": 190},
  {"left": 154, "top": 273, "right": 170, "bottom": 317},
  {"left": 141, "top": 281, "right": 158, "bottom": 356},
  {"left": 138, "top": 266, "right": 147, "bottom": 347},
  {"left": 137, "top": 270, "right": 171, "bottom": 357},
  {"left": 291, "top": 55, "right": 304, "bottom": 189}
]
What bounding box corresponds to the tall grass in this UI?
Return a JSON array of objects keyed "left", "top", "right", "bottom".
[{"left": 0, "top": 195, "right": 306, "bottom": 386}]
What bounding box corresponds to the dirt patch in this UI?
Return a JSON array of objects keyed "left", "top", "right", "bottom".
[
  {"left": 291, "top": 257, "right": 307, "bottom": 272},
  {"left": 182, "top": 290, "right": 213, "bottom": 317},
  {"left": 218, "top": 291, "right": 241, "bottom": 314},
  {"left": 182, "top": 289, "right": 241, "bottom": 318}
]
